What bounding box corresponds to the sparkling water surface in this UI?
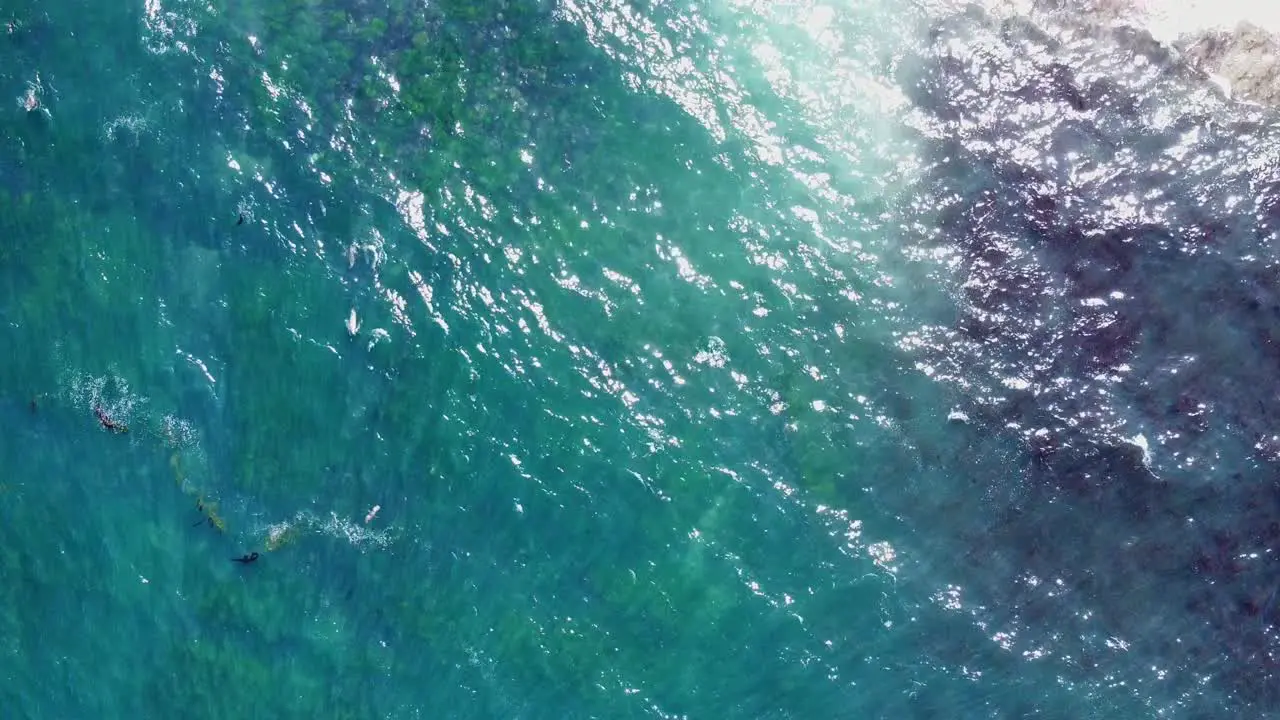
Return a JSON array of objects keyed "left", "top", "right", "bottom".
[{"left": 2, "top": 0, "right": 1278, "bottom": 717}]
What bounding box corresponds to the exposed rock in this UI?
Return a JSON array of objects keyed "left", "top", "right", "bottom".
[
  {"left": 1176, "top": 22, "right": 1280, "bottom": 106},
  {"left": 1023, "top": 0, "right": 1280, "bottom": 106}
]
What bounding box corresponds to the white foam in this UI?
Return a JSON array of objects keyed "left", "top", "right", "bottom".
[
  {"left": 317, "top": 510, "right": 394, "bottom": 550},
  {"left": 63, "top": 370, "right": 147, "bottom": 428},
  {"left": 259, "top": 510, "right": 396, "bottom": 553}
]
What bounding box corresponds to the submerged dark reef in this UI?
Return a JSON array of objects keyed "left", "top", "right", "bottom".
[{"left": 896, "top": 4, "right": 1280, "bottom": 713}]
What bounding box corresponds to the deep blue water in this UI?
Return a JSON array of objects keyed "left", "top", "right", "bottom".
[{"left": 1, "top": 0, "right": 1279, "bottom": 717}]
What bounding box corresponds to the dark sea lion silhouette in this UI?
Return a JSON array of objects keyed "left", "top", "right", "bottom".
[{"left": 232, "top": 552, "right": 259, "bottom": 564}]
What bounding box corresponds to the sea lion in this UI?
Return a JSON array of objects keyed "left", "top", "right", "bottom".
[{"left": 93, "top": 405, "right": 127, "bottom": 433}]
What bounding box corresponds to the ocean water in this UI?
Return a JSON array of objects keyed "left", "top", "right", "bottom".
[{"left": 2, "top": 0, "right": 1279, "bottom": 717}]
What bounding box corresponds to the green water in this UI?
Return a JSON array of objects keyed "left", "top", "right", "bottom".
[{"left": 0, "top": 0, "right": 1265, "bottom": 717}]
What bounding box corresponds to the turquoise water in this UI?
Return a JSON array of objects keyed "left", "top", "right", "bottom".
[{"left": 2, "top": 0, "right": 1279, "bottom": 717}]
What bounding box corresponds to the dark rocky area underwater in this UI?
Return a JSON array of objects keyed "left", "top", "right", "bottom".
[{"left": 894, "top": 3, "right": 1280, "bottom": 714}]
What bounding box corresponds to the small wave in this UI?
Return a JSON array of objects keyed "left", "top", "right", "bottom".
[
  {"left": 258, "top": 510, "right": 397, "bottom": 554},
  {"left": 101, "top": 113, "right": 150, "bottom": 145},
  {"left": 62, "top": 371, "right": 147, "bottom": 431},
  {"left": 63, "top": 370, "right": 203, "bottom": 450}
]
